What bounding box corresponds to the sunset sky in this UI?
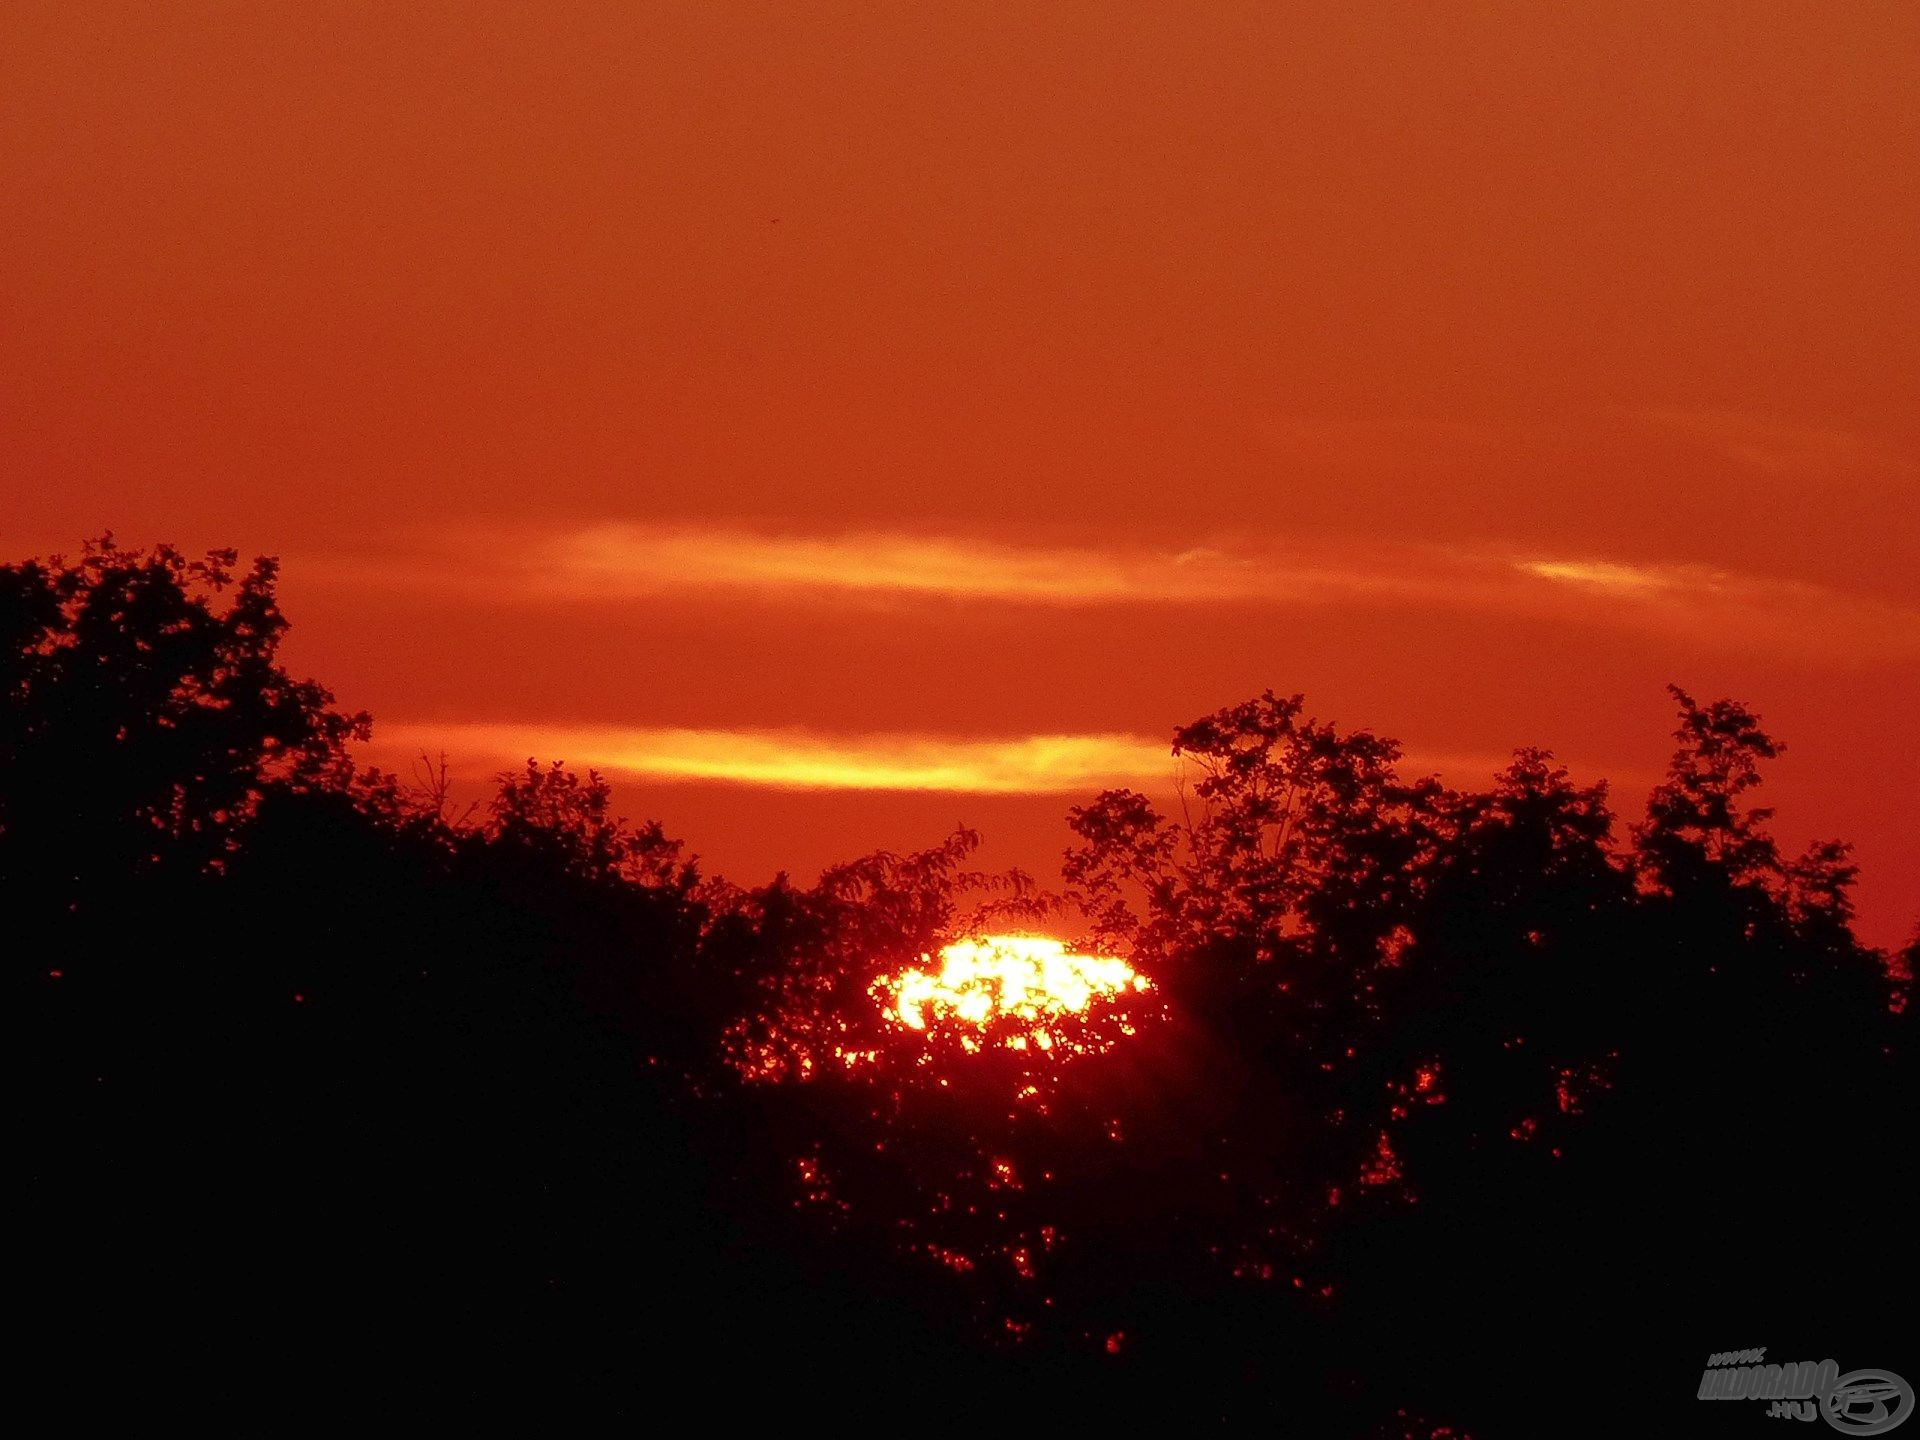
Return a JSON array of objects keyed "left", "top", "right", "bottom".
[{"left": 4, "top": 3, "right": 1915, "bottom": 943}]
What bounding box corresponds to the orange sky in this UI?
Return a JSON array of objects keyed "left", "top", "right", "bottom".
[{"left": 4, "top": 2, "right": 1916, "bottom": 944}]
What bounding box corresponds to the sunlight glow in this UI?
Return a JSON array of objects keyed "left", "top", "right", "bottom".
[{"left": 878, "top": 934, "right": 1150, "bottom": 1053}]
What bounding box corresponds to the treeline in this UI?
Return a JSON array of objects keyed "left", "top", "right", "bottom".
[{"left": 10, "top": 539, "right": 1913, "bottom": 1432}]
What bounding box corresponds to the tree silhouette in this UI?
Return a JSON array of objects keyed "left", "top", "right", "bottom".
[
  {"left": 486, "top": 758, "right": 692, "bottom": 889},
  {"left": 2, "top": 537, "right": 365, "bottom": 918},
  {"left": 12, "top": 539, "right": 1911, "bottom": 1430}
]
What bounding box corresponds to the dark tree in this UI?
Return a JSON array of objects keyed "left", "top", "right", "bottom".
[
  {"left": 1, "top": 536, "right": 365, "bottom": 916},
  {"left": 12, "top": 539, "right": 1912, "bottom": 1430}
]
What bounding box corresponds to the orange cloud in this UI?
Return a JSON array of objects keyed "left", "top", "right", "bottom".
[
  {"left": 534, "top": 524, "right": 1306, "bottom": 605},
  {"left": 1638, "top": 408, "right": 1913, "bottom": 478},
  {"left": 304, "top": 524, "right": 1920, "bottom": 660},
  {"left": 1514, "top": 555, "right": 1920, "bottom": 657},
  {"left": 373, "top": 723, "right": 1178, "bottom": 794},
  {"left": 367, "top": 720, "right": 1573, "bottom": 797}
]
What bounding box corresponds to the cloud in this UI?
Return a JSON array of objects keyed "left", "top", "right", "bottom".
[
  {"left": 530, "top": 524, "right": 1390, "bottom": 607},
  {"left": 304, "top": 522, "right": 1920, "bottom": 660},
  {"left": 372, "top": 723, "right": 1178, "bottom": 794},
  {"left": 1639, "top": 408, "right": 1913, "bottom": 478},
  {"left": 1517, "top": 559, "right": 1687, "bottom": 597},
  {"left": 367, "top": 720, "right": 1584, "bottom": 797},
  {"left": 1513, "top": 554, "right": 1920, "bottom": 657},
  {"left": 302, "top": 523, "right": 1490, "bottom": 612},
  {"left": 469, "top": 522, "right": 1526, "bottom": 616}
]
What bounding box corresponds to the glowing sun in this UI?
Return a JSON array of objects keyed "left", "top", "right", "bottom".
[{"left": 876, "top": 934, "right": 1151, "bottom": 1055}]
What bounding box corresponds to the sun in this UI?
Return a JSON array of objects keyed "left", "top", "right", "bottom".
[{"left": 875, "top": 934, "right": 1151, "bottom": 1056}]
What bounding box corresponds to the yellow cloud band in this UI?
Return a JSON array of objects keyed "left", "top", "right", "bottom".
[{"left": 373, "top": 723, "right": 1177, "bottom": 794}]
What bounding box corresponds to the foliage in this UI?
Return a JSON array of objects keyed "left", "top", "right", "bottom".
[{"left": 11, "top": 539, "right": 1912, "bottom": 1427}]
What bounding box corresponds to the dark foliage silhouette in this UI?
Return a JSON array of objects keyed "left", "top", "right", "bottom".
[{"left": 12, "top": 541, "right": 1912, "bottom": 1431}]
